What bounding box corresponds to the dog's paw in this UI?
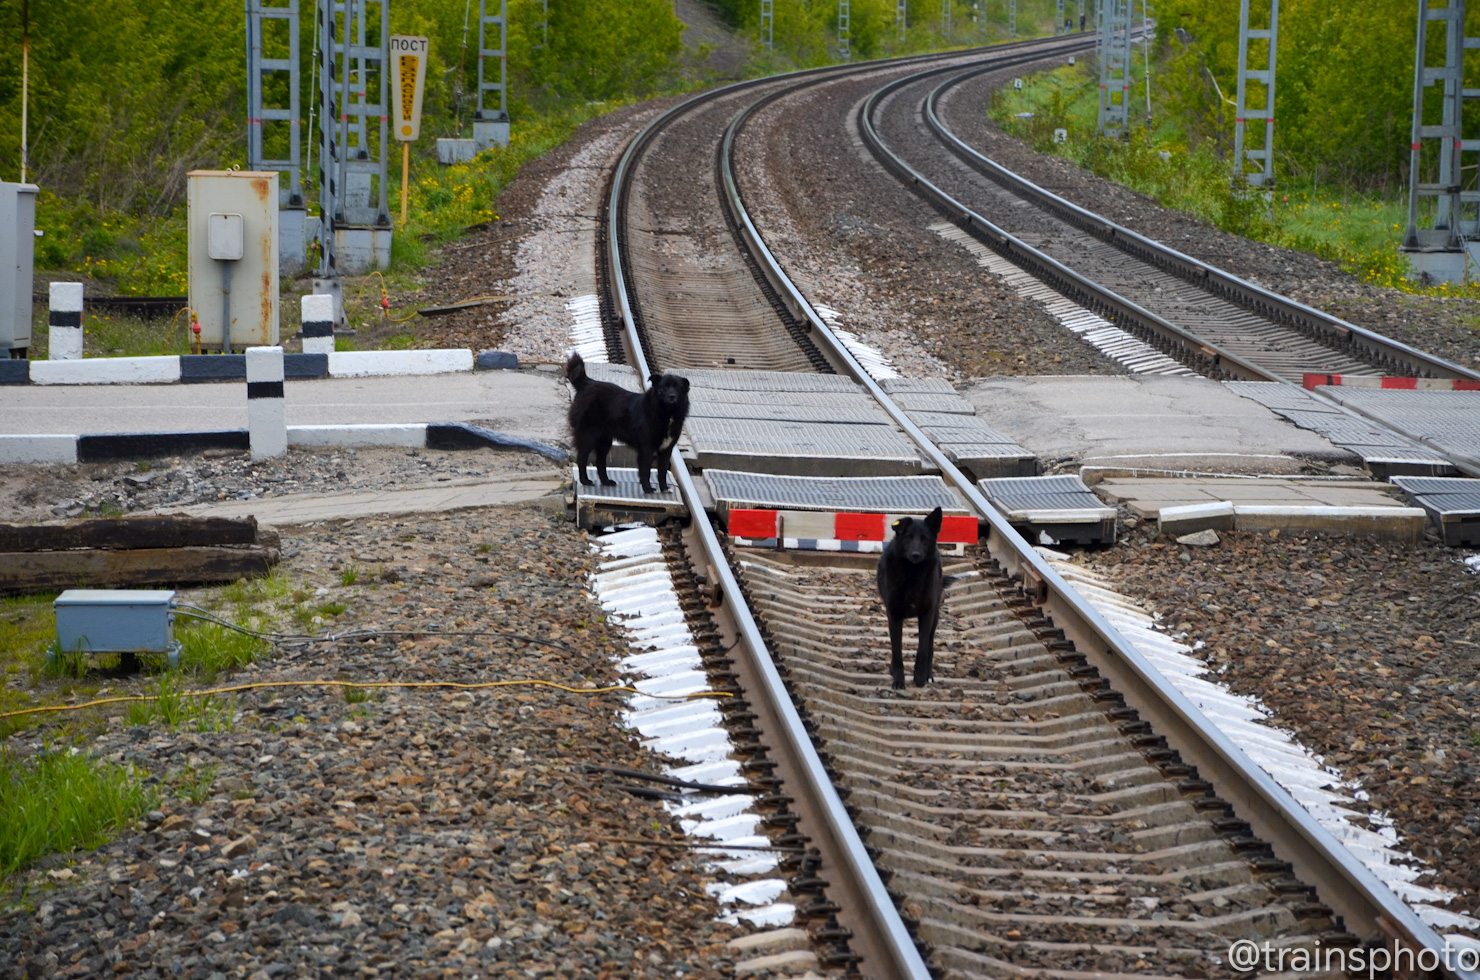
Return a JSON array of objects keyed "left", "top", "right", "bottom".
[
  {"left": 890, "top": 673, "right": 905, "bottom": 690},
  {"left": 639, "top": 484, "right": 656, "bottom": 494},
  {"left": 600, "top": 478, "right": 617, "bottom": 487},
  {"left": 578, "top": 476, "right": 595, "bottom": 487},
  {"left": 913, "top": 673, "right": 932, "bottom": 688}
]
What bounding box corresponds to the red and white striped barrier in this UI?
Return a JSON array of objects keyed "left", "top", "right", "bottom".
[
  {"left": 728, "top": 508, "right": 979, "bottom": 552},
  {"left": 1302, "top": 372, "right": 1480, "bottom": 391}
]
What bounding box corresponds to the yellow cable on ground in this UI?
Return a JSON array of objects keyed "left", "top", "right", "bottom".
[{"left": 0, "top": 678, "right": 731, "bottom": 721}]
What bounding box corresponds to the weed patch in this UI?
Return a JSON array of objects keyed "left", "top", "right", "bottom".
[{"left": 0, "top": 747, "right": 156, "bottom": 879}]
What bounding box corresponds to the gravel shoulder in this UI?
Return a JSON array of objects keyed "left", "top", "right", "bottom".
[{"left": 0, "top": 504, "right": 741, "bottom": 977}]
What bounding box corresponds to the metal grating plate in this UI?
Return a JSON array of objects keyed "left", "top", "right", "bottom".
[
  {"left": 583, "top": 362, "right": 641, "bottom": 387},
  {"left": 704, "top": 470, "right": 967, "bottom": 513},
  {"left": 684, "top": 417, "right": 925, "bottom": 476},
  {"left": 1226, "top": 381, "right": 1327, "bottom": 412},
  {"left": 880, "top": 377, "right": 960, "bottom": 395},
  {"left": 687, "top": 393, "right": 891, "bottom": 426},
  {"left": 676, "top": 368, "right": 862, "bottom": 393},
  {"left": 888, "top": 392, "right": 979, "bottom": 414},
  {"left": 911, "top": 412, "right": 1024, "bottom": 443},
  {"left": 685, "top": 417, "right": 920, "bottom": 458},
  {"left": 978, "top": 474, "right": 1116, "bottom": 519},
  {"left": 1390, "top": 475, "right": 1480, "bottom": 545},
  {"left": 570, "top": 466, "right": 684, "bottom": 506}
]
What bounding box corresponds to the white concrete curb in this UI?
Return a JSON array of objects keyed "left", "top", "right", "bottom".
[
  {"left": 0, "top": 435, "right": 81, "bottom": 464},
  {"left": 328, "top": 349, "right": 474, "bottom": 378},
  {"left": 31, "top": 356, "right": 183, "bottom": 386},
  {"left": 288, "top": 424, "right": 429, "bottom": 448}
]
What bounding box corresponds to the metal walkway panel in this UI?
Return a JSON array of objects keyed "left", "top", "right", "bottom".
[
  {"left": 676, "top": 368, "right": 862, "bottom": 394},
  {"left": 910, "top": 412, "right": 1024, "bottom": 443},
  {"left": 1325, "top": 389, "right": 1480, "bottom": 460},
  {"left": 570, "top": 466, "right": 687, "bottom": 529},
  {"left": 704, "top": 470, "right": 967, "bottom": 514},
  {"left": 879, "top": 377, "right": 960, "bottom": 395},
  {"left": 1226, "top": 381, "right": 1339, "bottom": 413},
  {"left": 938, "top": 442, "right": 1039, "bottom": 478},
  {"left": 688, "top": 391, "right": 892, "bottom": 426},
  {"left": 683, "top": 417, "right": 925, "bottom": 477},
  {"left": 977, "top": 474, "right": 1116, "bottom": 545},
  {"left": 1390, "top": 475, "right": 1480, "bottom": 545},
  {"left": 886, "top": 392, "right": 979, "bottom": 414},
  {"left": 584, "top": 362, "right": 641, "bottom": 387}
]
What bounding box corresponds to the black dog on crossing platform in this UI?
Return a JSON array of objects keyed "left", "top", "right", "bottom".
[
  {"left": 877, "top": 506, "right": 946, "bottom": 689},
  {"left": 566, "top": 352, "right": 690, "bottom": 494}
]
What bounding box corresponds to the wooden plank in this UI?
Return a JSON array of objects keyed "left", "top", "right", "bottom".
[
  {"left": 0, "top": 515, "right": 261, "bottom": 553},
  {"left": 0, "top": 545, "right": 280, "bottom": 595}
]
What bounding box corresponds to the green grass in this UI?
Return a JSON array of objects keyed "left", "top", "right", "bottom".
[
  {"left": 0, "top": 747, "right": 157, "bottom": 879},
  {"left": 124, "top": 673, "right": 235, "bottom": 732},
  {"left": 176, "top": 621, "right": 268, "bottom": 681}
]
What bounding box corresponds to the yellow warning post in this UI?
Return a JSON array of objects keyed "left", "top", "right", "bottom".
[{"left": 389, "top": 35, "right": 428, "bottom": 227}]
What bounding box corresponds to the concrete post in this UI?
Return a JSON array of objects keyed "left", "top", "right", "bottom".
[
  {"left": 48, "top": 282, "right": 84, "bottom": 360},
  {"left": 300, "top": 293, "right": 335, "bottom": 356},
  {"left": 246, "top": 346, "right": 287, "bottom": 460}
]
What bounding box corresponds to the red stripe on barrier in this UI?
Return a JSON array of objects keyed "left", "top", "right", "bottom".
[
  {"left": 728, "top": 509, "right": 777, "bottom": 539},
  {"left": 836, "top": 512, "right": 886, "bottom": 541},
  {"left": 1302, "top": 372, "right": 1339, "bottom": 389},
  {"left": 1457, "top": 380, "right": 1480, "bottom": 391},
  {"left": 1380, "top": 376, "right": 1418, "bottom": 389},
  {"left": 939, "top": 515, "right": 979, "bottom": 545}
]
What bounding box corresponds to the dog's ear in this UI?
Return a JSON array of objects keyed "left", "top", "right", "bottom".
[
  {"left": 648, "top": 373, "right": 661, "bottom": 386},
  {"left": 679, "top": 376, "right": 690, "bottom": 392},
  {"left": 924, "top": 507, "right": 943, "bottom": 536}
]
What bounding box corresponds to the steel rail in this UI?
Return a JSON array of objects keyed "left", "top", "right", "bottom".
[
  {"left": 724, "top": 56, "right": 1477, "bottom": 980},
  {"left": 923, "top": 68, "right": 1480, "bottom": 385}
]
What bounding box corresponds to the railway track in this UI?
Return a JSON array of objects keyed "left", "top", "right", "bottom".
[
  {"left": 590, "top": 35, "right": 1474, "bottom": 978},
  {"left": 860, "top": 59, "right": 1480, "bottom": 389}
]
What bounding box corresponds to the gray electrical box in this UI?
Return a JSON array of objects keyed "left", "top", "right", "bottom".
[
  {"left": 54, "top": 589, "right": 180, "bottom": 667},
  {"left": 0, "top": 181, "right": 38, "bottom": 357}
]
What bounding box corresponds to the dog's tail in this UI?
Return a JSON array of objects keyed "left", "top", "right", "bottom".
[{"left": 565, "top": 352, "right": 588, "bottom": 390}]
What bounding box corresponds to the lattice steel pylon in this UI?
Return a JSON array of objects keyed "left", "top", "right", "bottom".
[
  {"left": 941, "top": 0, "right": 952, "bottom": 37},
  {"left": 247, "top": 0, "right": 302, "bottom": 207},
  {"left": 1097, "top": 0, "right": 1132, "bottom": 136},
  {"left": 839, "top": 0, "right": 851, "bottom": 59},
  {"left": 1057, "top": 0, "right": 1066, "bottom": 33},
  {"left": 761, "top": 0, "right": 774, "bottom": 54},
  {"left": 1403, "top": 0, "right": 1479, "bottom": 263},
  {"left": 1233, "top": 0, "right": 1279, "bottom": 188},
  {"left": 247, "top": 0, "right": 308, "bottom": 273},
  {"left": 897, "top": 0, "right": 907, "bottom": 42},
  {"left": 1009, "top": 0, "right": 1017, "bottom": 35},
  {"left": 315, "top": 0, "right": 390, "bottom": 277},
  {"left": 476, "top": 0, "right": 510, "bottom": 147}
]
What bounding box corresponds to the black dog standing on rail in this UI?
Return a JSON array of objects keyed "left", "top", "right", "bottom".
[
  {"left": 566, "top": 352, "right": 691, "bottom": 494},
  {"left": 877, "top": 506, "right": 946, "bottom": 689}
]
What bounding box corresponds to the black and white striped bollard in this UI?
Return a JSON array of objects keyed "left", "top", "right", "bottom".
[
  {"left": 300, "top": 294, "right": 335, "bottom": 356},
  {"left": 48, "top": 282, "right": 84, "bottom": 360},
  {"left": 246, "top": 346, "right": 286, "bottom": 459}
]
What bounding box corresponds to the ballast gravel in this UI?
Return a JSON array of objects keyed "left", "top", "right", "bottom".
[{"left": 0, "top": 507, "right": 742, "bottom": 977}]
